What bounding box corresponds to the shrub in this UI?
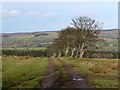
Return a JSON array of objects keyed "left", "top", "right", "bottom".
[{"left": 2, "top": 49, "right": 47, "bottom": 57}]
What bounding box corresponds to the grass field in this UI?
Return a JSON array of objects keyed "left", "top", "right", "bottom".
[
  {"left": 2, "top": 56, "right": 118, "bottom": 88},
  {"left": 62, "top": 57, "right": 118, "bottom": 88},
  {"left": 2, "top": 57, "right": 48, "bottom": 88}
]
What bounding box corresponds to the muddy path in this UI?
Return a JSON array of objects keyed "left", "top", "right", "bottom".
[
  {"left": 39, "top": 58, "right": 64, "bottom": 90},
  {"left": 58, "top": 58, "right": 94, "bottom": 89},
  {"left": 38, "top": 58, "right": 94, "bottom": 89}
]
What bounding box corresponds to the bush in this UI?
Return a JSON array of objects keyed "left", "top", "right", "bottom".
[
  {"left": 2, "top": 49, "right": 47, "bottom": 57},
  {"left": 1, "top": 49, "right": 119, "bottom": 59},
  {"left": 84, "top": 51, "right": 119, "bottom": 59}
]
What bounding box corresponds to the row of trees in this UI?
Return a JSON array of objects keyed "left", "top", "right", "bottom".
[
  {"left": 2, "top": 49, "right": 46, "bottom": 57},
  {"left": 47, "top": 16, "right": 103, "bottom": 58},
  {"left": 2, "top": 48, "right": 119, "bottom": 58}
]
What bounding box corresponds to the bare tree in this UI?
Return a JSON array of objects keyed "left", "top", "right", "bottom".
[
  {"left": 57, "top": 27, "right": 77, "bottom": 56},
  {"left": 71, "top": 16, "right": 103, "bottom": 58},
  {"left": 47, "top": 16, "right": 103, "bottom": 58}
]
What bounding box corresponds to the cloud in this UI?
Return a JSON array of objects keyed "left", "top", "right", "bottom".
[
  {"left": 43, "top": 12, "right": 55, "bottom": 17},
  {"left": 9, "top": 10, "right": 21, "bottom": 16},
  {"left": 0, "top": 9, "right": 21, "bottom": 16},
  {"left": 28, "top": 11, "right": 37, "bottom": 16}
]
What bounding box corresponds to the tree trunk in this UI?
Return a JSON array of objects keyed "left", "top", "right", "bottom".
[
  {"left": 79, "top": 43, "right": 85, "bottom": 58},
  {"left": 65, "top": 46, "right": 69, "bottom": 56},
  {"left": 53, "top": 53, "right": 57, "bottom": 57},
  {"left": 80, "top": 50, "right": 85, "bottom": 58},
  {"left": 75, "top": 51, "right": 79, "bottom": 58},
  {"left": 71, "top": 48, "right": 76, "bottom": 57},
  {"left": 58, "top": 51, "right": 62, "bottom": 57}
]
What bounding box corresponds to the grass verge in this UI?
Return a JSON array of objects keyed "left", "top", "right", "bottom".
[{"left": 61, "top": 57, "right": 118, "bottom": 88}]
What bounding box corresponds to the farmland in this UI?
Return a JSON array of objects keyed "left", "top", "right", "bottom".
[
  {"left": 2, "top": 29, "right": 119, "bottom": 51},
  {"left": 2, "top": 57, "right": 48, "bottom": 88},
  {"left": 1, "top": 2, "right": 119, "bottom": 89},
  {"left": 2, "top": 56, "right": 118, "bottom": 89},
  {"left": 1, "top": 29, "right": 119, "bottom": 89},
  {"left": 2, "top": 31, "right": 58, "bottom": 48}
]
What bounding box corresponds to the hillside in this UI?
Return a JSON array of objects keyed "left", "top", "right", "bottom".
[
  {"left": 2, "top": 31, "right": 58, "bottom": 48},
  {"left": 2, "top": 29, "right": 119, "bottom": 51},
  {"left": 98, "top": 29, "right": 119, "bottom": 51}
]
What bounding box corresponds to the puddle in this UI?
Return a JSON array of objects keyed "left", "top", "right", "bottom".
[{"left": 72, "top": 77, "right": 84, "bottom": 81}]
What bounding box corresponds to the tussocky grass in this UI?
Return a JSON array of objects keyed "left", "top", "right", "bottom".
[{"left": 60, "top": 57, "right": 118, "bottom": 88}]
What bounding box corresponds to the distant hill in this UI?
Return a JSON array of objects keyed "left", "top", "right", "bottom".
[
  {"left": 100, "top": 29, "right": 119, "bottom": 39},
  {"left": 2, "top": 29, "right": 119, "bottom": 51},
  {"left": 101, "top": 29, "right": 119, "bottom": 35},
  {"left": 2, "top": 31, "right": 58, "bottom": 48}
]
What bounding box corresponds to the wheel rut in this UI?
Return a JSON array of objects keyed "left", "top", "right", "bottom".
[
  {"left": 39, "top": 58, "right": 94, "bottom": 90},
  {"left": 38, "top": 58, "right": 59, "bottom": 89},
  {"left": 58, "top": 59, "right": 93, "bottom": 89}
]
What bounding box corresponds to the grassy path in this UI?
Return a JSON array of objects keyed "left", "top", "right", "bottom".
[
  {"left": 39, "top": 58, "right": 59, "bottom": 88},
  {"left": 58, "top": 58, "right": 93, "bottom": 88},
  {"left": 2, "top": 56, "right": 118, "bottom": 89},
  {"left": 40, "top": 58, "right": 93, "bottom": 89},
  {"left": 39, "top": 58, "right": 68, "bottom": 89}
]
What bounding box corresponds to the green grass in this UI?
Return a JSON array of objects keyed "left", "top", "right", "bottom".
[
  {"left": 90, "top": 80, "right": 118, "bottom": 88},
  {"left": 2, "top": 56, "right": 48, "bottom": 88},
  {"left": 52, "top": 58, "right": 68, "bottom": 81},
  {"left": 2, "top": 56, "right": 118, "bottom": 88},
  {"left": 61, "top": 57, "right": 118, "bottom": 88}
]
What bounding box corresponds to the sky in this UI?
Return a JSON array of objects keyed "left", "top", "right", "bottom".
[{"left": 0, "top": 2, "right": 118, "bottom": 33}]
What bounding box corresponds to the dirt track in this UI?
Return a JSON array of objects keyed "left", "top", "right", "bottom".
[
  {"left": 39, "top": 58, "right": 59, "bottom": 89},
  {"left": 39, "top": 58, "right": 94, "bottom": 89},
  {"left": 58, "top": 59, "right": 93, "bottom": 88}
]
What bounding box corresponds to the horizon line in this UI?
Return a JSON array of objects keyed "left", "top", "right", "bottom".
[{"left": 1, "top": 28, "right": 118, "bottom": 34}]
